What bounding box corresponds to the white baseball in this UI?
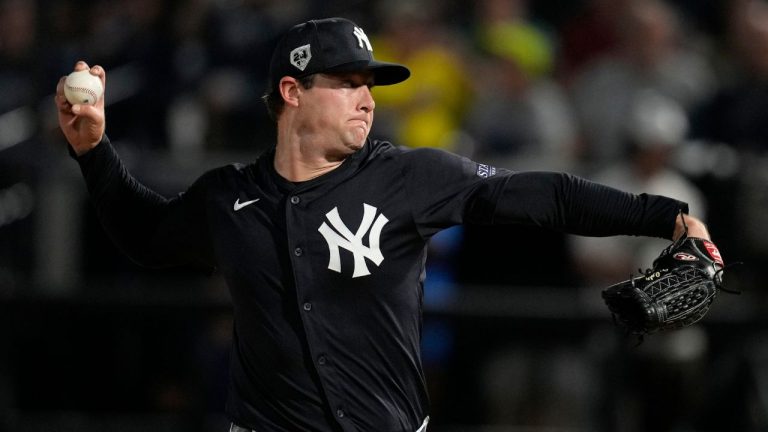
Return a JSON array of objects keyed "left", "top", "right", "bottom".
[{"left": 64, "top": 70, "right": 104, "bottom": 105}]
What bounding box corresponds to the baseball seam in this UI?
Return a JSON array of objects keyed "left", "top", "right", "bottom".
[{"left": 66, "top": 85, "right": 99, "bottom": 102}]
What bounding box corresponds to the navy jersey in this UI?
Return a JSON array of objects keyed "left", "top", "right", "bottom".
[{"left": 74, "top": 136, "right": 686, "bottom": 431}]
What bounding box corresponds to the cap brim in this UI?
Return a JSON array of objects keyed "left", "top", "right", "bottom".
[{"left": 323, "top": 60, "right": 410, "bottom": 86}]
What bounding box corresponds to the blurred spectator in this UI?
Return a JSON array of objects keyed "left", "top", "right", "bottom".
[
  {"left": 371, "top": 0, "right": 472, "bottom": 150},
  {"left": 0, "top": 0, "right": 42, "bottom": 161},
  {"left": 187, "top": 0, "right": 308, "bottom": 152},
  {"left": 455, "top": 0, "right": 577, "bottom": 295},
  {"left": 692, "top": 0, "right": 768, "bottom": 154},
  {"left": 0, "top": 0, "right": 40, "bottom": 113},
  {"left": 557, "top": 0, "right": 631, "bottom": 84},
  {"left": 569, "top": 0, "right": 717, "bottom": 170},
  {"left": 464, "top": 0, "right": 578, "bottom": 171},
  {"left": 461, "top": 6, "right": 589, "bottom": 426},
  {"left": 472, "top": 0, "right": 554, "bottom": 80},
  {"left": 689, "top": 0, "right": 768, "bottom": 292},
  {"left": 570, "top": 89, "right": 710, "bottom": 432},
  {"left": 0, "top": 0, "right": 43, "bottom": 294},
  {"left": 455, "top": 0, "right": 576, "bottom": 291},
  {"left": 90, "top": 0, "right": 174, "bottom": 149},
  {"left": 571, "top": 90, "right": 704, "bottom": 285}
]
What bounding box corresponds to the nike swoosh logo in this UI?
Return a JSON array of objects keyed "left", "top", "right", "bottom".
[{"left": 234, "top": 198, "right": 260, "bottom": 211}]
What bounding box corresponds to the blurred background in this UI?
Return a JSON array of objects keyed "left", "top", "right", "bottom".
[{"left": 1, "top": 0, "right": 768, "bottom": 430}]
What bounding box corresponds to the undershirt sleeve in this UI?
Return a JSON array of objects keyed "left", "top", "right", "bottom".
[
  {"left": 73, "top": 135, "right": 214, "bottom": 269},
  {"left": 467, "top": 171, "right": 687, "bottom": 239}
]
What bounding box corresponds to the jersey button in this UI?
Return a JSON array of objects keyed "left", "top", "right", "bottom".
[
  {"left": 290, "top": 196, "right": 300, "bottom": 204},
  {"left": 294, "top": 247, "right": 303, "bottom": 256},
  {"left": 318, "top": 355, "right": 327, "bottom": 365},
  {"left": 303, "top": 302, "right": 312, "bottom": 311},
  {"left": 336, "top": 408, "right": 345, "bottom": 418}
]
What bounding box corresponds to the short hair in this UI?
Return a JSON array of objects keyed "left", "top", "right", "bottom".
[{"left": 262, "top": 74, "right": 317, "bottom": 122}]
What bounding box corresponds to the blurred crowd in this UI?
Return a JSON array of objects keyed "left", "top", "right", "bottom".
[{"left": 2, "top": 0, "right": 768, "bottom": 430}]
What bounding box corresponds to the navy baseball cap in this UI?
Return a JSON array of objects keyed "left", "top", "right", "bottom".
[{"left": 266, "top": 17, "right": 410, "bottom": 91}]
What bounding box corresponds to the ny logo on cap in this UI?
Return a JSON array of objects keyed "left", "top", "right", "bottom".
[
  {"left": 290, "top": 44, "right": 312, "bottom": 71},
  {"left": 353, "top": 26, "right": 372, "bottom": 51}
]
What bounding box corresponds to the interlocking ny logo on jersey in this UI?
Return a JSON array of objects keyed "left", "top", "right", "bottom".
[{"left": 318, "top": 203, "right": 388, "bottom": 278}]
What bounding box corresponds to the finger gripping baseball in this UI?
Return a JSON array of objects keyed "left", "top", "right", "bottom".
[{"left": 602, "top": 237, "right": 725, "bottom": 336}]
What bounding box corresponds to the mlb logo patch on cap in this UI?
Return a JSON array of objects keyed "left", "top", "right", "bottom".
[{"left": 290, "top": 44, "right": 312, "bottom": 71}]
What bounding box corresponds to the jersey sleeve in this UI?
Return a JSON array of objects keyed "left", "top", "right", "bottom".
[
  {"left": 403, "top": 148, "right": 686, "bottom": 240},
  {"left": 485, "top": 171, "right": 687, "bottom": 239},
  {"left": 73, "top": 135, "right": 215, "bottom": 269}
]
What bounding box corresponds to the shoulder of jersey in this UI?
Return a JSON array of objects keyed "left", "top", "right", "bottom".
[
  {"left": 368, "top": 139, "right": 409, "bottom": 159},
  {"left": 191, "top": 162, "right": 256, "bottom": 187}
]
